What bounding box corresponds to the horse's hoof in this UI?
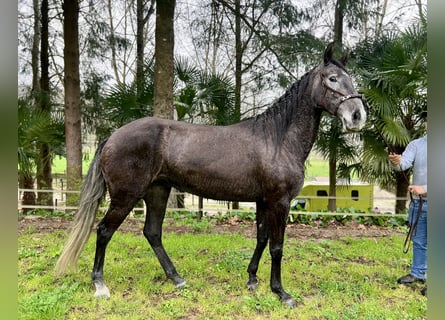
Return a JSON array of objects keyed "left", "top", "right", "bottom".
[
  {"left": 282, "top": 297, "right": 296, "bottom": 308},
  {"left": 174, "top": 278, "right": 187, "bottom": 288},
  {"left": 94, "top": 281, "right": 110, "bottom": 298},
  {"left": 246, "top": 280, "right": 258, "bottom": 291},
  {"left": 94, "top": 286, "right": 110, "bottom": 299}
]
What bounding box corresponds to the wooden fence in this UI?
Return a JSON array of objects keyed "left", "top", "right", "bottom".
[{"left": 18, "top": 188, "right": 409, "bottom": 218}]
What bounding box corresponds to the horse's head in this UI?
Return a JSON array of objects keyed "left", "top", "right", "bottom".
[{"left": 312, "top": 42, "right": 367, "bottom": 132}]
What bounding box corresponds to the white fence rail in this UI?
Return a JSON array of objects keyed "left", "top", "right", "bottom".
[{"left": 18, "top": 188, "right": 409, "bottom": 218}]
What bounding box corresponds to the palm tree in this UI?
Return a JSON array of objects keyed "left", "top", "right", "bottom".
[
  {"left": 355, "top": 21, "right": 427, "bottom": 212},
  {"left": 83, "top": 60, "right": 155, "bottom": 142},
  {"left": 174, "top": 56, "right": 236, "bottom": 125},
  {"left": 18, "top": 97, "right": 65, "bottom": 213}
]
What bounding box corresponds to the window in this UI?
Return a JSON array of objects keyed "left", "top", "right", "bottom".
[
  {"left": 317, "top": 190, "right": 328, "bottom": 197},
  {"left": 351, "top": 190, "right": 359, "bottom": 201}
]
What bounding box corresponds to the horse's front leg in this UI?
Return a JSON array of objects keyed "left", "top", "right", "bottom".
[
  {"left": 247, "top": 203, "right": 268, "bottom": 290},
  {"left": 267, "top": 202, "right": 296, "bottom": 308}
]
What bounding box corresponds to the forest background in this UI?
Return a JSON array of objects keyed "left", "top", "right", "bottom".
[{"left": 18, "top": 0, "right": 427, "bottom": 213}]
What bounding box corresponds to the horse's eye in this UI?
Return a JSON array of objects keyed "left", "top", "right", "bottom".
[{"left": 329, "top": 76, "right": 337, "bottom": 82}]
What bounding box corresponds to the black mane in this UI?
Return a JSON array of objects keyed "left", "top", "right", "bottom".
[{"left": 244, "top": 70, "right": 312, "bottom": 146}]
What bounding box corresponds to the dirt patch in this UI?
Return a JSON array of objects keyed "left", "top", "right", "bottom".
[{"left": 18, "top": 216, "right": 404, "bottom": 240}]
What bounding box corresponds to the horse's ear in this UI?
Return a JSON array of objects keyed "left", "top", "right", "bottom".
[
  {"left": 324, "top": 42, "right": 335, "bottom": 65},
  {"left": 340, "top": 50, "right": 349, "bottom": 66}
]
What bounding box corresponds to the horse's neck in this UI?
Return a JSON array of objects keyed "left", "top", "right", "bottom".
[
  {"left": 281, "top": 71, "right": 322, "bottom": 161},
  {"left": 244, "top": 70, "right": 322, "bottom": 160},
  {"left": 284, "top": 99, "right": 322, "bottom": 161}
]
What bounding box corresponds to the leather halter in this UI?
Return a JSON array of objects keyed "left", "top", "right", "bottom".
[{"left": 319, "top": 73, "right": 364, "bottom": 114}]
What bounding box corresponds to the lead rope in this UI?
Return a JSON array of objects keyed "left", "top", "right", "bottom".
[
  {"left": 379, "top": 132, "right": 419, "bottom": 254},
  {"left": 402, "top": 194, "right": 423, "bottom": 254}
]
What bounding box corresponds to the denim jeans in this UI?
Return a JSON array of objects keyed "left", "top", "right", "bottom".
[{"left": 408, "top": 199, "right": 427, "bottom": 280}]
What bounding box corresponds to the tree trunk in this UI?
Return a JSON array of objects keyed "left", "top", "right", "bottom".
[
  {"left": 37, "top": 0, "right": 53, "bottom": 207},
  {"left": 32, "top": 0, "right": 40, "bottom": 93},
  {"left": 20, "top": 0, "right": 40, "bottom": 212},
  {"left": 333, "top": 0, "right": 346, "bottom": 50},
  {"left": 106, "top": 0, "right": 121, "bottom": 84},
  {"left": 328, "top": 156, "right": 337, "bottom": 212},
  {"left": 136, "top": 0, "right": 155, "bottom": 95},
  {"left": 136, "top": 0, "right": 145, "bottom": 97},
  {"left": 231, "top": 0, "right": 242, "bottom": 210},
  {"left": 375, "top": 0, "right": 388, "bottom": 39},
  {"left": 20, "top": 175, "right": 37, "bottom": 214},
  {"left": 154, "top": 0, "right": 176, "bottom": 208},
  {"left": 325, "top": 0, "right": 347, "bottom": 212},
  {"left": 395, "top": 171, "right": 410, "bottom": 213},
  {"left": 198, "top": 196, "right": 204, "bottom": 220},
  {"left": 63, "top": 0, "right": 83, "bottom": 206},
  {"left": 153, "top": 0, "right": 175, "bottom": 119}
]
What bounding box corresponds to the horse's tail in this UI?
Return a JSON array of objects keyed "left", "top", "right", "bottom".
[{"left": 55, "top": 139, "right": 108, "bottom": 276}]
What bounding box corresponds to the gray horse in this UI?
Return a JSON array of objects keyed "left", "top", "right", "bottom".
[{"left": 56, "top": 43, "right": 366, "bottom": 308}]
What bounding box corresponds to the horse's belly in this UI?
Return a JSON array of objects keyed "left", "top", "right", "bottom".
[
  {"left": 160, "top": 168, "right": 260, "bottom": 202},
  {"left": 190, "top": 179, "right": 259, "bottom": 202}
]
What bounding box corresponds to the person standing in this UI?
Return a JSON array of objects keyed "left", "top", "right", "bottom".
[{"left": 388, "top": 111, "right": 427, "bottom": 296}]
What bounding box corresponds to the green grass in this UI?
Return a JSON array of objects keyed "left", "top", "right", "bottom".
[
  {"left": 52, "top": 155, "right": 93, "bottom": 175},
  {"left": 304, "top": 160, "right": 329, "bottom": 179},
  {"left": 18, "top": 223, "right": 426, "bottom": 319}
]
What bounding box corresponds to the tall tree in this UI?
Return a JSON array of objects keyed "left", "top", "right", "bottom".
[
  {"left": 233, "top": 0, "right": 242, "bottom": 123},
  {"left": 18, "top": 98, "right": 37, "bottom": 213},
  {"left": 19, "top": 0, "right": 42, "bottom": 211},
  {"left": 36, "top": 0, "right": 53, "bottom": 207},
  {"left": 326, "top": 0, "right": 347, "bottom": 211},
  {"left": 153, "top": 0, "right": 175, "bottom": 119},
  {"left": 153, "top": 0, "right": 176, "bottom": 207},
  {"left": 314, "top": 0, "right": 355, "bottom": 212},
  {"left": 63, "top": 0, "right": 82, "bottom": 204},
  {"left": 230, "top": 0, "right": 242, "bottom": 210},
  {"left": 18, "top": 98, "right": 65, "bottom": 212},
  {"left": 31, "top": 0, "right": 40, "bottom": 93},
  {"left": 333, "top": 0, "right": 346, "bottom": 50},
  {"left": 136, "top": 0, "right": 155, "bottom": 98}
]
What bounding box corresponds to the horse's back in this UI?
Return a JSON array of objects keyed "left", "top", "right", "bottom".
[{"left": 99, "top": 116, "right": 265, "bottom": 200}]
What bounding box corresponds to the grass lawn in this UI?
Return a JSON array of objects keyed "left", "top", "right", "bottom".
[
  {"left": 304, "top": 159, "right": 329, "bottom": 180},
  {"left": 52, "top": 155, "right": 93, "bottom": 175},
  {"left": 18, "top": 221, "right": 426, "bottom": 319}
]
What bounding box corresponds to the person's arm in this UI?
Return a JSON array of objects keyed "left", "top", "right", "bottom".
[{"left": 388, "top": 142, "right": 416, "bottom": 171}]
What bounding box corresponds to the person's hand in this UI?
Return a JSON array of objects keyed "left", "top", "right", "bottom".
[
  {"left": 409, "top": 185, "right": 426, "bottom": 196},
  {"left": 389, "top": 152, "right": 401, "bottom": 165}
]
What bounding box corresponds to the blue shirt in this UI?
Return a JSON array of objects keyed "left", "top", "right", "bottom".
[{"left": 396, "top": 135, "right": 427, "bottom": 198}]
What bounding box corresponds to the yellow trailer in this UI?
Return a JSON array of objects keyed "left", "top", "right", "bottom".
[{"left": 292, "top": 183, "right": 374, "bottom": 212}]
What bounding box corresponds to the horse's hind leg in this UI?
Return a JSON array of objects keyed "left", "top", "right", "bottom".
[
  {"left": 143, "top": 184, "right": 186, "bottom": 287},
  {"left": 92, "top": 198, "right": 138, "bottom": 298}
]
